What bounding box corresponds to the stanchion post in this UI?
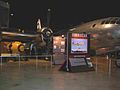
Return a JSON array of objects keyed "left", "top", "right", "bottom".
[
  {"left": 50, "top": 55, "right": 53, "bottom": 68},
  {"left": 18, "top": 55, "right": 21, "bottom": 69},
  {"left": 36, "top": 55, "right": 38, "bottom": 69},
  {"left": 66, "top": 32, "right": 69, "bottom": 71},
  {"left": 95, "top": 56, "right": 98, "bottom": 73},
  {"left": 0, "top": 56, "right": 2, "bottom": 70},
  {"left": 0, "top": 31, "right": 2, "bottom": 69},
  {"left": 108, "top": 58, "right": 112, "bottom": 77},
  {"left": 106, "top": 55, "right": 112, "bottom": 77}
]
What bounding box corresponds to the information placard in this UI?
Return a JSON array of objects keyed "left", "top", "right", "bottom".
[{"left": 69, "top": 58, "right": 87, "bottom": 66}]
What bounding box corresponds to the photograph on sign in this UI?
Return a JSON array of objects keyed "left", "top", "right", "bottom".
[{"left": 71, "top": 38, "right": 88, "bottom": 54}]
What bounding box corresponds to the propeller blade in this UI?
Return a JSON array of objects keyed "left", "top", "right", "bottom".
[
  {"left": 37, "top": 19, "right": 42, "bottom": 32},
  {"left": 47, "top": 9, "right": 51, "bottom": 28}
]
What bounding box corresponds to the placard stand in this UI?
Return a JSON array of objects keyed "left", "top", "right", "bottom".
[{"left": 59, "top": 32, "right": 94, "bottom": 72}]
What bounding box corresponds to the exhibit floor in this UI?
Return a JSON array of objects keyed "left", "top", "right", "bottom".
[{"left": 0, "top": 59, "right": 120, "bottom": 90}]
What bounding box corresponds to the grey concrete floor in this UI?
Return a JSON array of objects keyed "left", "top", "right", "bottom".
[{"left": 0, "top": 59, "right": 120, "bottom": 90}]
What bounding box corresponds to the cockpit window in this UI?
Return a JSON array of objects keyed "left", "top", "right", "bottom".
[
  {"left": 101, "top": 20, "right": 105, "bottom": 24},
  {"left": 101, "top": 17, "right": 120, "bottom": 25},
  {"left": 110, "top": 20, "right": 116, "bottom": 24},
  {"left": 110, "top": 18, "right": 118, "bottom": 24},
  {"left": 105, "top": 20, "right": 110, "bottom": 24},
  {"left": 116, "top": 18, "right": 120, "bottom": 24}
]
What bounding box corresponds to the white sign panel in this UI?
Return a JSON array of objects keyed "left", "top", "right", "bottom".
[{"left": 69, "top": 58, "right": 86, "bottom": 66}]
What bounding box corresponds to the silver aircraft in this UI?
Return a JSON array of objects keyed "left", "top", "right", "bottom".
[{"left": 70, "top": 17, "right": 120, "bottom": 55}]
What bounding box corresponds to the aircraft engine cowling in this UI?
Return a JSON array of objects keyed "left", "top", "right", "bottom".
[
  {"left": 7, "top": 42, "right": 25, "bottom": 54},
  {"left": 41, "top": 27, "right": 53, "bottom": 40}
]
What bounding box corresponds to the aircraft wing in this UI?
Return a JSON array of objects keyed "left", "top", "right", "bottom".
[{"left": 1, "top": 31, "right": 38, "bottom": 42}]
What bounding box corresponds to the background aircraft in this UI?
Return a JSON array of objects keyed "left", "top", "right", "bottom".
[
  {"left": 69, "top": 17, "right": 120, "bottom": 56},
  {"left": 0, "top": 1, "right": 53, "bottom": 55}
]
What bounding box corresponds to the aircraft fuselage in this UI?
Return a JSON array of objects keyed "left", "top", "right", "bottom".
[{"left": 70, "top": 17, "right": 120, "bottom": 55}]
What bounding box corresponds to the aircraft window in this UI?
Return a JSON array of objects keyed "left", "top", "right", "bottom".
[
  {"left": 101, "top": 20, "right": 105, "bottom": 24},
  {"left": 115, "top": 18, "right": 120, "bottom": 24},
  {"left": 110, "top": 18, "right": 118, "bottom": 24},
  {"left": 105, "top": 20, "right": 110, "bottom": 24},
  {"left": 92, "top": 24, "right": 96, "bottom": 28},
  {"left": 109, "top": 17, "right": 114, "bottom": 22},
  {"left": 110, "top": 20, "right": 116, "bottom": 24},
  {"left": 113, "top": 18, "right": 119, "bottom": 21},
  {"left": 116, "top": 20, "right": 120, "bottom": 24}
]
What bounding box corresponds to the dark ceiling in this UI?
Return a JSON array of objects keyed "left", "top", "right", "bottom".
[{"left": 1, "top": 0, "right": 120, "bottom": 34}]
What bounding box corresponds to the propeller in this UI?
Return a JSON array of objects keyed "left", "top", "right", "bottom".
[
  {"left": 37, "top": 8, "right": 53, "bottom": 40},
  {"left": 42, "top": 8, "right": 53, "bottom": 40}
]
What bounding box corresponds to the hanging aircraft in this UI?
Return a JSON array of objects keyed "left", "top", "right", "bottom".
[{"left": 69, "top": 17, "right": 120, "bottom": 56}]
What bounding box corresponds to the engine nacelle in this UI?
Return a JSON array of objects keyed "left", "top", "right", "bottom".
[
  {"left": 7, "top": 41, "right": 24, "bottom": 54},
  {"left": 41, "top": 27, "right": 53, "bottom": 40}
]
